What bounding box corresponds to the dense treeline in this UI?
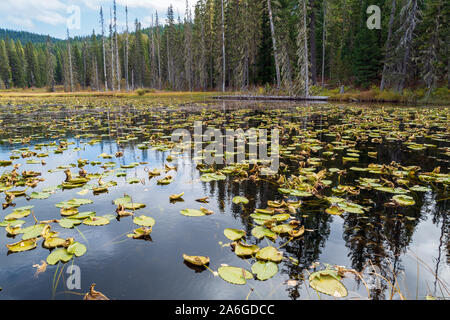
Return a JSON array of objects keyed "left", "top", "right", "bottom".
[
  {"left": 0, "top": 0, "right": 448, "bottom": 95},
  {"left": 0, "top": 29, "right": 60, "bottom": 45}
]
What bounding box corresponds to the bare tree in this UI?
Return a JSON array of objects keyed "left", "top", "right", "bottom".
[
  {"left": 267, "top": 0, "right": 281, "bottom": 88},
  {"left": 100, "top": 6, "right": 108, "bottom": 91}
]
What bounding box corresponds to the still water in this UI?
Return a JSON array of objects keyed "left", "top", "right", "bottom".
[{"left": 0, "top": 101, "right": 448, "bottom": 300}]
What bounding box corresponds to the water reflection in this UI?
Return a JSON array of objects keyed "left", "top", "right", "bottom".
[{"left": 0, "top": 101, "right": 448, "bottom": 300}]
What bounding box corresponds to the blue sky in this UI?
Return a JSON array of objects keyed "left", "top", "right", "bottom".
[{"left": 0, "top": 0, "right": 192, "bottom": 39}]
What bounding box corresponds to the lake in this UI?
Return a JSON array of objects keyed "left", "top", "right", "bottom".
[{"left": 0, "top": 100, "right": 448, "bottom": 300}]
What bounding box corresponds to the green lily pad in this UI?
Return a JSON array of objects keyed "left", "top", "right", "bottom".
[
  {"left": 55, "top": 198, "right": 93, "bottom": 209},
  {"left": 30, "top": 191, "right": 51, "bottom": 199},
  {"left": 251, "top": 261, "right": 278, "bottom": 281},
  {"left": 69, "top": 211, "right": 96, "bottom": 220},
  {"left": 409, "top": 185, "right": 431, "bottom": 192},
  {"left": 217, "top": 266, "right": 253, "bottom": 285},
  {"left": 180, "top": 209, "right": 206, "bottom": 217},
  {"left": 232, "top": 196, "right": 249, "bottom": 205},
  {"left": 337, "top": 202, "right": 365, "bottom": 214},
  {"left": 0, "top": 219, "right": 25, "bottom": 227},
  {"left": 234, "top": 242, "right": 259, "bottom": 256},
  {"left": 255, "top": 246, "right": 283, "bottom": 262},
  {"left": 271, "top": 224, "right": 294, "bottom": 234},
  {"left": 67, "top": 242, "right": 87, "bottom": 257},
  {"left": 43, "top": 237, "right": 67, "bottom": 249},
  {"left": 325, "top": 205, "right": 345, "bottom": 215},
  {"left": 123, "top": 203, "right": 146, "bottom": 210},
  {"left": 127, "top": 227, "right": 152, "bottom": 239},
  {"left": 309, "top": 269, "right": 348, "bottom": 298},
  {"left": 224, "top": 228, "right": 246, "bottom": 241},
  {"left": 59, "top": 218, "right": 83, "bottom": 229},
  {"left": 83, "top": 216, "right": 110, "bottom": 226},
  {"left": 5, "top": 208, "right": 32, "bottom": 220},
  {"left": 200, "top": 173, "right": 226, "bottom": 182},
  {"left": 133, "top": 215, "right": 156, "bottom": 227},
  {"left": 114, "top": 195, "right": 132, "bottom": 205},
  {"left": 392, "top": 195, "right": 416, "bottom": 206},
  {"left": 6, "top": 239, "right": 37, "bottom": 252},
  {"left": 251, "top": 226, "right": 277, "bottom": 240},
  {"left": 46, "top": 248, "right": 74, "bottom": 265},
  {"left": 278, "top": 188, "right": 312, "bottom": 197},
  {"left": 20, "top": 224, "right": 45, "bottom": 240}
]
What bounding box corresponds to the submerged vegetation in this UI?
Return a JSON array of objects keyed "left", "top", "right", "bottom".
[{"left": 0, "top": 96, "right": 448, "bottom": 300}]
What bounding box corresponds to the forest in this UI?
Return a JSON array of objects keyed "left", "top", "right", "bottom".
[{"left": 0, "top": 0, "right": 448, "bottom": 96}]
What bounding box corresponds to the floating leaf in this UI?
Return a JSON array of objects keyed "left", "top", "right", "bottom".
[
  {"left": 182, "top": 254, "right": 210, "bottom": 266},
  {"left": 30, "top": 191, "right": 51, "bottom": 199},
  {"left": 127, "top": 227, "right": 152, "bottom": 239},
  {"left": 123, "top": 202, "right": 146, "bottom": 210},
  {"left": 114, "top": 195, "right": 131, "bottom": 205},
  {"left": 325, "top": 205, "right": 345, "bottom": 216},
  {"left": 217, "top": 266, "right": 253, "bottom": 285},
  {"left": 59, "top": 218, "right": 83, "bottom": 229},
  {"left": 6, "top": 239, "right": 37, "bottom": 252},
  {"left": 251, "top": 226, "right": 278, "bottom": 240},
  {"left": 180, "top": 209, "right": 206, "bottom": 217},
  {"left": 271, "top": 224, "right": 294, "bottom": 234},
  {"left": 43, "top": 237, "right": 67, "bottom": 249},
  {"left": 392, "top": 195, "right": 416, "bottom": 206},
  {"left": 83, "top": 216, "right": 110, "bottom": 226},
  {"left": 234, "top": 242, "right": 259, "bottom": 256},
  {"left": 224, "top": 228, "right": 246, "bottom": 241},
  {"left": 133, "top": 215, "right": 155, "bottom": 227},
  {"left": 251, "top": 261, "right": 278, "bottom": 281},
  {"left": 309, "top": 269, "right": 348, "bottom": 298},
  {"left": 169, "top": 192, "right": 184, "bottom": 201},
  {"left": 232, "top": 196, "right": 249, "bottom": 205},
  {"left": 255, "top": 246, "right": 283, "bottom": 263},
  {"left": 47, "top": 248, "right": 73, "bottom": 265},
  {"left": 21, "top": 224, "right": 45, "bottom": 240},
  {"left": 337, "top": 202, "right": 365, "bottom": 214},
  {"left": 67, "top": 242, "right": 87, "bottom": 257}
]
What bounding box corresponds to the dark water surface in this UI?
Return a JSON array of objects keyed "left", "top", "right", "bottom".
[{"left": 0, "top": 101, "right": 448, "bottom": 300}]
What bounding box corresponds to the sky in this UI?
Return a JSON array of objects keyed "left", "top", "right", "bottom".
[{"left": 0, "top": 0, "right": 193, "bottom": 39}]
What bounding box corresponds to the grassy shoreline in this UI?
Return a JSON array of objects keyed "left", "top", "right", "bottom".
[{"left": 0, "top": 86, "right": 448, "bottom": 105}]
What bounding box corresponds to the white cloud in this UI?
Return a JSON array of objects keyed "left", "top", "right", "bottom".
[
  {"left": 0, "top": 0, "right": 67, "bottom": 29},
  {"left": 7, "top": 16, "right": 34, "bottom": 29},
  {"left": 80, "top": 0, "right": 191, "bottom": 16}
]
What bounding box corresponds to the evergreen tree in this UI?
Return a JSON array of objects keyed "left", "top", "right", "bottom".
[{"left": 0, "top": 39, "right": 12, "bottom": 88}]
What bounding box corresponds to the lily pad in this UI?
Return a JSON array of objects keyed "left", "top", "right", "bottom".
[
  {"left": 182, "top": 254, "right": 210, "bottom": 266},
  {"left": 83, "top": 216, "right": 110, "bottom": 226},
  {"left": 67, "top": 242, "right": 87, "bottom": 257},
  {"left": 308, "top": 269, "right": 348, "bottom": 298},
  {"left": 232, "top": 196, "right": 249, "bottom": 205},
  {"left": 234, "top": 242, "right": 259, "bottom": 256},
  {"left": 180, "top": 209, "right": 206, "bottom": 217},
  {"left": 46, "top": 248, "right": 74, "bottom": 265},
  {"left": 217, "top": 266, "right": 253, "bottom": 285},
  {"left": 392, "top": 195, "right": 416, "bottom": 206},
  {"left": 6, "top": 239, "right": 37, "bottom": 252},
  {"left": 251, "top": 261, "right": 278, "bottom": 281},
  {"left": 255, "top": 246, "right": 283, "bottom": 262},
  {"left": 224, "top": 228, "right": 246, "bottom": 241},
  {"left": 133, "top": 215, "right": 156, "bottom": 227},
  {"left": 251, "top": 226, "right": 277, "bottom": 240}
]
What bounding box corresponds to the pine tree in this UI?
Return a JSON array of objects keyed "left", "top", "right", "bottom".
[{"left": 0, "top": 39, "right": 12, "bottom": 88}]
